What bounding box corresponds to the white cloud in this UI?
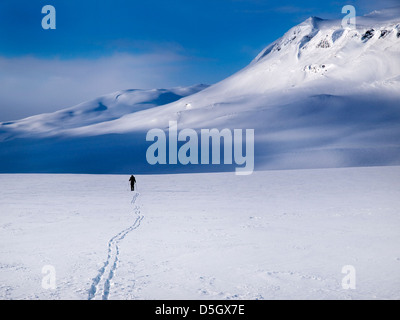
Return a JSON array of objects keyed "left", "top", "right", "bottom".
[{"left": 0, "top": 51, "right": 189, "bottom": 121}]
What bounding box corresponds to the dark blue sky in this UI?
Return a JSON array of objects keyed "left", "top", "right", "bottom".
[
  {"left": 2, "top": 0, "right": 395, "bottom": 71},
  {"left": 0, "top": 0, "right": 398, "bottom": 121}
]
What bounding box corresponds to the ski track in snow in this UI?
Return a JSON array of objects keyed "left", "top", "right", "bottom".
[{"left": 88, "top": 192, "right": 143, "bottom": 300}]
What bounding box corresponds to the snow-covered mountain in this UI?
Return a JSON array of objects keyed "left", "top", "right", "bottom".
[
  {"left": 1, "top": 7, "right": 400, "bottom": 173},
  {"left": 0, "top": 84, "right": 208, "bottom": 140}
]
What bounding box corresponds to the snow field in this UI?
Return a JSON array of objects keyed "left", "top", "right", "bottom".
[{"left": 1, "top": 166, "right": 399, "bottom": 299}]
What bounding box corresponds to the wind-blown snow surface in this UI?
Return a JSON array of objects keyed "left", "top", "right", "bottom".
[
  {"left": 1, "top": 8, "right": 400, "bottom": 173},
  {"left": 1, "top": 166, "right": 399, "bottom": 300}
]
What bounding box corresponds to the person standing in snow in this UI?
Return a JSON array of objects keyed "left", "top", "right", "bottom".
[{"left": 129, "top": 175, "right": 136, "bottom": 191}]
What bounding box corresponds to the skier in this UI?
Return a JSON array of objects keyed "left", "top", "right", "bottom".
[{"left": 129, "top": 175, "right": 136, "bottom": 191}]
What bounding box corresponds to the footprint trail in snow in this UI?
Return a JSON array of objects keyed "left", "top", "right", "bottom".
[{"left": 88, "top": 192, "right": 143, "bottom": 300}]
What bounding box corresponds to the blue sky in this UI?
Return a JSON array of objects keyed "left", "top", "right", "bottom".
[{"left": 0, "top": 0, "right": 398, "bottom": 121}]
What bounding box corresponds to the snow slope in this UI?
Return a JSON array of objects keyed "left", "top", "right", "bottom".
[
  {"left": 0, "top": 84, "right": 208, "bottom": 139},
  {"left": 1, "top": 8, "right": 400, "bottom": 173},
  {"left": 0, "top": 166, "right": 399, "bottom": 299}
]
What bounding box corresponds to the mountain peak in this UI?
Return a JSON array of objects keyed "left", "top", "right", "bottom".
[
  {"left": 252, "top": 16, "right": 324, "bottom": 63},
  {"left": 303, "top": 16, "right": 324, "bottom": 27},
  {"left": 253, "top": 7, "right": 400, "bottom": 64}
]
